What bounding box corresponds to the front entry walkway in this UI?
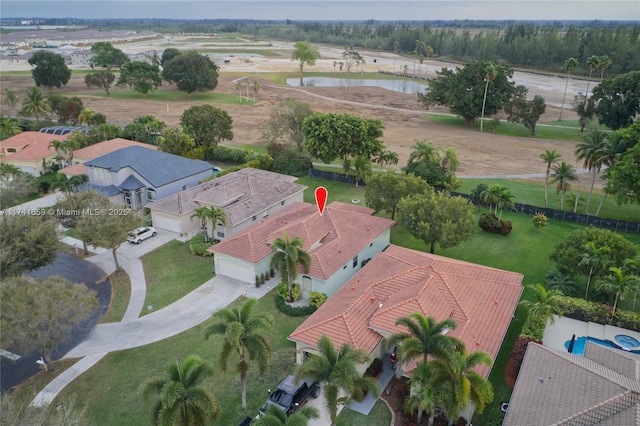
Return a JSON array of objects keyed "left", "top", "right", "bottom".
[{"left": 349, "top": 353, "right": 396, "bottom": 415}]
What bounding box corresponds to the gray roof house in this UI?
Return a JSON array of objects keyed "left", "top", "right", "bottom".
[
  {"left": 148, "top": 168, "right": 306, "bottom": 239},
  {"left": 504, "top": 342, "right": 640, "bottom": 425},
  {"left": 79, "top": 146, "right": 214, "bottom": 210}
]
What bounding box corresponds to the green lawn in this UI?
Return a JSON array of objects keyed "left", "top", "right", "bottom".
[
  {"left": 197, "top": 49, "right": 280, "bottom": 57},
  {"left": 63, "top": 227, "right": 79, "bottom": 239},
  {"left": 296, "top": 176, "right": 367, "bottom": 205},
  {"left": 58, "top": 293, "right": 307, "bottom": 426},
  {"left": 336, "top": 400, "right": 392, "bottom": 425},
  {"left": 140, "top": 240, "right": 213, "bottom": 315},
  {"left": 77, "top": 89, "right": 255, "bottom": 105},
  {"left": 99, "top": 269, "right": 131, "bottom": 324}
]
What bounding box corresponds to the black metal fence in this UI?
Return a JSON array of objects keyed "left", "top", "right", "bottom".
[{"left": 307, "top": 168, "right": 640, "bottom": 235}]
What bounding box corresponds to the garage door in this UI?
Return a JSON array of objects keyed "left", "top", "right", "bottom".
[
  {"left": 18, "top": 166, "right": 36, "bottom": 176},
  {"left": 152, "top": 213, "right": 182, "bottom": 233},
  {"left": 217, "top": 258, "right": 255, "bottom": 283}
]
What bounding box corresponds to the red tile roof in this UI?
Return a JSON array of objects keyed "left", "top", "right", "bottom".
[
  {"left": 210, "top": 201, "right": 395, "bottom": 280},
  {"left": 0, "top": 131, "right": 68, "bottom": 161},
  {"left": 289, "top": 245, "right": 524, "bottom": 378}
]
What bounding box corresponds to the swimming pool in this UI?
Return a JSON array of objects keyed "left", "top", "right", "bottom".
[
  {"left": 564, "top": 336, "right": 640, "bottom": 356},
  {"left": 615, "top": 334, "right": 640, "bottom": 349}
]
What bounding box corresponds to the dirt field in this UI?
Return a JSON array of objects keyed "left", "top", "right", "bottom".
[{"left": 1, "top": 36, "right": 594, "bottom": 184}]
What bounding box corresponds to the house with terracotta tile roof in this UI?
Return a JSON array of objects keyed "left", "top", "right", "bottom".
[
  {"left": 0, "top": 131, "right": 69, "bottom": 175},
  {"left": 148, "top": 168, "right": 306, "bottom": 238},
  {"left": 59, "top": 138, "right": 158, "bottom": 177},
  {"left": 209, "top": 200, "right": 395, "bottom": 293},
  {"left": 504, "top": 342, "right": 640, "bottom": 425},
  {"left": 289, "top": 244, "right": 523, "bottom": 378}
]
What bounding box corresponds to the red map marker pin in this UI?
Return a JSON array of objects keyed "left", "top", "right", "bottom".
[{"left": 315, "top": 187, "right": 328, "bottom": 216}]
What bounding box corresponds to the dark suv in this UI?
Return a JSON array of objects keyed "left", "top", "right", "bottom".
[{"left": 259, "top": 375, "right": 320, "bottom": 416}]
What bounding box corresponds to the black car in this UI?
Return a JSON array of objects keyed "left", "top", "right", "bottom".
[{"left": 259, "top": 375, "right": 320, "bottom": 416}]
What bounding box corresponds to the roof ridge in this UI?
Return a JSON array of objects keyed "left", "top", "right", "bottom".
[
  {"left": 550, "top": 390, "right": 640, "bottom": 426},
  {"left": 429, "top": 266, "right": 470, "bottom": 329},
  {"left": 437, "top": 270, "right": 524, "bottom": 287}
]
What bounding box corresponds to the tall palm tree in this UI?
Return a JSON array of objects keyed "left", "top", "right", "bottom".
[
  {"left": 539, "top": 149, "right": 563, "bottom": 208},
  {"left": 559, "top": 57, "right": 578, "bottom": 121},
  {"left": 584, "top": 55, "right": 601, "bottom": 104},
  {"left": 4, "top": 88, "right": 19, "bottom": 112},
  {"left": 294, "top": 335, "right": 378, "bottom": 425},
  {"left": 594, "top": 135, "right": 629, "bottom": 216},
  {"left": 550, "top": 161, "right": 577, "bottom": 211},
  {"left": 425, "top": 45, "right": 434, "bottom": 76},
  {"left": 388, "top": 313, "right": 462, "bottom": 366},
  {"left": 138, "top": 354, "right": 221, "bottom": 426},
  {"left": 575, "top": 128, "right": 607, "bottom": 214},
  {"left": 270, "top": 232, "right": 311, "bottom": 302},
  {"left": 519, "top": 284, "right": 564, "bottom": 326},
  {"left": 429, "top": 349, "right": 494, "bottom": 426},
  {"left": 598, "top": 55, "right": 612, "bottom": 82},
  {"left": 597, "top": 266, "right": 634, "bottom": 320},
  {"left": 352, "top": 154, "right": 372, "bottom": 187},
  {"left": 480, "top": 63, "right": 498, "bottom": 133},
  {"left": 623, "top": 257, "right": 640, "bottom": 311},
  {"left": 235, "top": 81, "right": 243, "bottom": 102},
  {"left": 253, "top": 80, "right": 260, "bottom": 101},
  {"left": 578, "top": 241, "right": 610, "bottom": 301},
  {"left": 204, "top": 298, "right": 274, "bottom": 409},
  {"left": 495, "top": 185, "right": 515, "bottom": 219},
  {"left": 254, "top": 404, "right": 319, "bottom": 426},
  {"left": 405, "top": 361, "right": 439, "bottom": 426},
  {"left": 20, "top": 86, "right": 50, "bottom": 121},
  {"left": 393, "top": 40, "right": 400, "bottom": 73},
  {"left": 191, "top": 206, "right": 211, "bottom": 243}
]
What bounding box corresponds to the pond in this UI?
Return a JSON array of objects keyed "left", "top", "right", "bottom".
[{"left": 286, "top": 77, "right": 427, "bottom": 94}]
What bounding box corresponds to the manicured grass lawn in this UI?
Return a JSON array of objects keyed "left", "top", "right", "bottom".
[
  {"left": 336, "top": 400, "right": 392, "bottom": 425},
  {"left": 99, "top": 270, "right": 131, "bottom": 324},
  {"left": 425, "top": 114, "right": 584, "bottom": 142},
  {"left": 63, "top": 227, "right": 79, "bottom": 239},
  {"left": 12, "top": 358, "right": 79, "bottom": 401},
  {"left": 296, "top": 176, "right": 366, "bottom": 205},
  {"left": 140, "top": 240, "right": 213, "bottom": 315},
  {"left": 77, "top": 90, "right": 255, "bottom": 105},
  {"left": 58, "top": 292, "right": 307, "bottom": 426},
  {"left": 459, "top": 178, "right": 640, "bottom": 222}
]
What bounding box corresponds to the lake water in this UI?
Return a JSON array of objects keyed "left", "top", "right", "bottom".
[{"left": 286, "top": 77, "right": 427, "bottom": 94}]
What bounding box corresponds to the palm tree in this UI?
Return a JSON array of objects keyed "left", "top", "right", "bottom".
[
  {"left": 270, "top": 232, "right": 311, "bottom": 302},
  {"left": 402, "top": 64, "right": 409, "bottom": 77},
  {"left": 425, "top": 45, "right": 434, "bottom": 76},
  {"left": 480, "top": 183, "right": 506, "bottom": 216},
  {"left": 393, "top": 40, "right": 400, "bottom": 73},
  {"left": 376, "top": 44, "right": 382, "bottom": 71},
  {"left": 598, "top": 55, "right": 612, "bottom": 82},
  {"left": 594, "top": 135, "right": 629, "bottom": 216},
  {"left": 539, "top": 149, "right": 563, "bottom": 208},
  {"left": 405, "top": 361, "right": 439, "bottom": 426},
  {"left": 623, "top": 257, "right": 640, "bottom": 311},
  {"left": 77, "top": 108, "right": 96, "bottom": 125},
  {"left": 294, "top": 335, "right": 378, "bottom": 425},
  {"left": 190, "top": 206, "right": 226, "bottom": 243},
  {"left": 575, "top": 128, "right": 607, "bottom": 214},
  {"left": 584, "top": 55, "right": 601, "bottom": 104},
  {"left": 204, "top": 298, "right": 274, "bottom": 409},
  {"left": 4, "top": 88, "right": 19, "bottom": 112},
  {"left": 480, "top": 63, "right": 498, "bottom": 133},
  {"left": 429, "top": 349, "right": 494, "bottom": 426},
  {"left": 235, "top": 81, "right": 243, "bottom": 102},
  {"left": 519, "top": 284, "right": 564, "bottom": 326},
  {"left": 597, "top": 267, "right": 634, "bottom": 320},
  {"left": 388, "top": 313, "right": 462, "bottom": 366},
  {"left": 0, "top": 117, "right": 22, "bottom": 137},
  {"left": 495, "top": 185, "right": 515, "bottom": 219},
  {"left": 50, "top": 173, "right": 87, "bottom": 194},
  {"left": 544, "top": 270, "right": 578, "bottom": 296},
  {"left": 254, "top": 404, "right": 319, "bottom": 426},
  {"left": 559, "top": 58, "right": 578, "bottom": 121},
  {"left": 550, "top": 161, "right": 577, "bottom": 211},
  {"left": 578, "top": 241, "right": 610, "bottom": 301},
  {"left": 20, "top": 86, "right": 50, "bottom": 121},
  {"left": 253, "top": 80, "right": 260, "bottom": 101},
  {"left": 191, "top": 206, "right": 211, "bottom": 243},
  {"left": 352, "top": 154, "right": 372, "bottom": 187},
  {"left": 138, "top": 354, "right": 221, "bottom": 426},
  {"left": 375, "top": 150, "right": 399, "bottom": 169},
  {"left": 407, "top": 139, "right": 438, "bottom": 166}
]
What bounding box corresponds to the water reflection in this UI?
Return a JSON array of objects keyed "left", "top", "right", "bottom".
[{"left": 286, "top": 77, "right": 427, "bottom": 94}]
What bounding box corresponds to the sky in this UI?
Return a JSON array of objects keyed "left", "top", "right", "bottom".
[{"left": 2, "top": 1, "right": 639, "bottom": 21}]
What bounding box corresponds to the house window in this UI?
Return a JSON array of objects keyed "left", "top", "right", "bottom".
[
  {"left": 353, "top": 255, "right": 358, "bottom": 268},
  {"left": 147, "top": 188, "right": 156, "bottom": 201},
  {"left": 182, "top": 184, "right": 188, "bottom": 191},
  {"left": 216, "top": 224, "right": 225, "bottom": 238},
  {"left": 343, "top": 264, "right": 347, "bottom": 270},
  {"left": 252, "top": 216, "right": 257, "bottom": 221}
]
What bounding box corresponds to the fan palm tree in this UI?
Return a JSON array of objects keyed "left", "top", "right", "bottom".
[
  {"left": 597, "top": 266, "right": 634, "bottom": 320},
  {"left": 388, "top": 313, "right": 462, "bottom": 366},
  {"left": 4, "top": 88, "right": 19, "bottom": 112},
  {"left": 20, "top": 86, "right": 50, "bottom": 121},
  {"left": 352, "top": 154, "right": 372, "bottom": 187},
  {"left": 539, "top": 149, "right": 563, "bottom": 208},
  {"left": 575, "top": 128, "right": 607, "bottom": 214},
  {"left": 544, "top": 270, "right": 578, "bottom": 296},
  {"left": 429, "top": 349, "right": 494, "bottom": 426},
  {"left": 405, "top": 361, "right": 439, "bottom": 426},
  {"left": 204, "top": 298, "right": 274, "bottom": 409},
  {"left": 598, "top": 55, "right": 612, "bottom": 82},
  {"left": 578, "top": 241, "right": 610, "bottom": 301},
  {"left": 519, "top": 284, "right": 564, "bottom": 326},
  {"left": 559, "top": 58, "right": 579, "bottom": 121},
  {"left": 270, "top": 232, "right": 311, "bottom": 302},
  {"left": 480, "top": 63, "right": 498, "bottom": 132},
  {"left": 550, "top": 161, "right": 577, "bottom": 211},
  {"left": 584, "top": 55, "right": 601, "bottom": 103},
  {"left": 138, "top": 354, "right": 221, "bottom": 426},
  {"left": 254, "top": 404, "right": 319, "bottom": 426},
  {"left": 294, "top": 335, "right": 378, "bottom": 425}
]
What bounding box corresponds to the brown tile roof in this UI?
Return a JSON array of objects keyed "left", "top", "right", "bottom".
[
  {"left": 503, "top": 342, "right": 640, "bottom": 426},
  {"left": 72, "top": 138, "right": 158, "bottom": 161},
  {"left": 0, "top": 131, "right": 68, "bottom": 161},
  {"left": 210, "top": 201, "right": 395, "bottom": 280},
  {"left": 289, "top": 245, "right": 523, "bottom": 377},
  {"left": 59, "top": 162, "right": 88, "bottom": 176},
  {"left": 148, "top": 168, "right": 305, "bottom": 225}
]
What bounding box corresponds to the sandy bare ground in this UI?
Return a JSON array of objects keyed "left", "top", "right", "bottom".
[{"left": 1, "top": 36, "right": 599, "bottom": 187}]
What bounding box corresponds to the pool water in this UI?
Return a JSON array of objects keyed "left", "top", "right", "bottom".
[
  {"left": 564, "top": 336, "right": 618, "bottom": 356},
  {"left": 615, "top": 334, "right": 640, "bottom": 349}
]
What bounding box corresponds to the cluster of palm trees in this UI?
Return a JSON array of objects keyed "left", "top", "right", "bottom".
[
  {"left": 389, "top": 313, "right": 494, "bottom": 426},
  {"left": 190, "top": 206, "right": 226, "bottom": 243},
  {"left": 539, "top": 149, "right": 578, "bottom": 211},
  {"left": 479, "top": 183, "right": 514, "bottom": 219},
  {"left": 405, "top": 139, "right": 461, "bottom": 192},
  {"left": 234, "top": 79, "right": 261, "bottom": 102},
  {"left": 414, "top": 40, "right": 434, "bottom": 77},
  {"left": 558, "top": 55, "right": 612, "bottom": 122}
]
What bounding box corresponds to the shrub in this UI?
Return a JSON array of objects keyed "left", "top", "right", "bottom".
[
  {"left": 364, "top": 358, "right": 383, "bottom": 378},
  {"left": 485, "top": 118, "right": 501, "bottom": 133},
  {"left": 269, "top": 145, "right": 312, "bottom": 177},
  {"left": 520, "top": 311, "right": 547, "bottom": 340},
  {"left": 274, "top": 295, "right": 317, "bottom": 316},
  {"left": 189, "top": 234, "right": 214, "bottom": 257},
  {"left": 255, "top": 275, "right": 260, "bottom": 288},
  {"left": 509, "top": 337, "right": 542, "bottom": 375},
  {"left": 469, "top": 183, "right": 489, "bottom": 206},
  {"left": 209, "top": 146, "right": 248, "bottom": 164},
  {"left": 260, "top": 272, "right": 266, "bottom": 285},
  {"left": 276, "top": 282, "right": 302, "bottom": 301},
  {"left": 532, "top": 212, "right": 548, "bottom": 232},
  {"left": 270, "top": 268, "right": 275, "bottom": 278},
  {"left": 478, "top": 212, "right": 512, "bottom": 235},
  {"left": 558, "top": 295, "right": 640, "bottom": 331},
  {"left": 308, "top": 291, "right": 327, "bottom": 308}
]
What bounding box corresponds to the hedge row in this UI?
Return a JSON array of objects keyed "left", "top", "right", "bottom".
[
  {"left": 274, "top": 295, "right": 317, "bottom": 317},
  {"left": 558, "top": 296, "right": 640, "bottom": 332}
]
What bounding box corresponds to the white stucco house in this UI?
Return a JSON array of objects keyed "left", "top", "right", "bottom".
[
  {"left": 148, "top": 168, "right": 306, "bottom": 239},
  {"left": 78, "top": 146, "right": 214, "bottom": 210},
  {"left": 209, "top": 201, "right": 395, "bottom": 295}
]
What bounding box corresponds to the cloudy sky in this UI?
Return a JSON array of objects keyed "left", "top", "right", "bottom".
[{"left": 2, "top": 1, "right": 638, "bottom": 21}]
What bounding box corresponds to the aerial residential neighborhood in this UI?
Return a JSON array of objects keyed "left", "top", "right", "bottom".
[{"left": 1, "top": 2, "right": 639, "bottom": 426}]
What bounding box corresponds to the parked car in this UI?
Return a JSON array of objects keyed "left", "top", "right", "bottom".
[
  {"left": 259, "top": 375, "right": 320, "bottom": 416},
  {"left": 127, "top": 226, "right": 157, "bottom": 244}
]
